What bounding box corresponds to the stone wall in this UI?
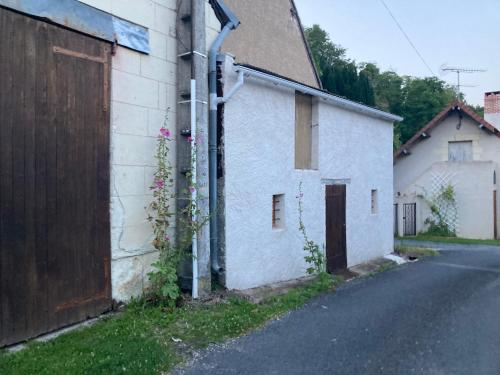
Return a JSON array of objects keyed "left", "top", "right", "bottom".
[{"left": 78, "top": 0, "right": 178, "bottom": 301}]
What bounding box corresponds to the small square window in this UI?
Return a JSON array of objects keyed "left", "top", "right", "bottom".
[
  {"left": 448, "top": 141, "right": 472, "bottom": 162},
  {"left": 371, "top": 190, "right": 378, "bottom": 214},
  {"left": 272, "top": 194, "right": 285, "bottom": 229}
]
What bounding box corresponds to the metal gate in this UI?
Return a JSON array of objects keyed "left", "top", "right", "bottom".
[
  {"left": 0, "top": 8, "right": 111, "bottom": 347},
  {"left": 394, "top": 204, "right": 398, "bottom": 237},
  {"left": 403, "top": 203, "right": 417, "bottom": 236}
]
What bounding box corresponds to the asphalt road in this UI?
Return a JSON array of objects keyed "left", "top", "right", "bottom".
[{"left": 173, "top": 243, "right": 500, "bottom": 375}]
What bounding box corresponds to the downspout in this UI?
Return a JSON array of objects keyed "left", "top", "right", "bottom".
[{"left": 208, "top": 1, "right": 240, "bottom": 273}]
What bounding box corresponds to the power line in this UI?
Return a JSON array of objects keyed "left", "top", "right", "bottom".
[{"left": 379, "top": 0, "right": 435, "bottom": 76}]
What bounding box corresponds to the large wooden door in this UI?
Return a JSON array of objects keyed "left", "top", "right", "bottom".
[
  {"left": 0, "top": 8, "right": 111, "bottom": 347},
  {"left": 325, "top": 185, "right": 347, "bottom": 273}
]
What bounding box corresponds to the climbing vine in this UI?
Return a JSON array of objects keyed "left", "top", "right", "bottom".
[
  {"left": 297, "top": 182, "right": 326, "bottom": 275},
  {"left": 423, "top": 184, "right": 458, "bottom": 237}
]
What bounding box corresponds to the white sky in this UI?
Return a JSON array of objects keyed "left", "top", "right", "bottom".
[{"left": 294, "top": 0, "right": 500, "bottom": 106}]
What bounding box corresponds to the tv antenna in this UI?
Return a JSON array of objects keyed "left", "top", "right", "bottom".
[{"left": 440, "top": 64, "right": 487, "bottom": 98}]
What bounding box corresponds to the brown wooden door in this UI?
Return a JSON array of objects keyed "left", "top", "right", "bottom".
[
  {"left": 0, "top": 8, "right": 111, "bottom": 347},
  {"left": 494, "top": 191, "right": 497, "bottom": 240},
  {"left": 325, "top": 185, "right": 347, "bottom": 273}
]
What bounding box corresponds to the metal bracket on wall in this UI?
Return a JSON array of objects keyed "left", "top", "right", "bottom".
[{"left": 0, "top": 0, "right": 150, "bottom": 54}]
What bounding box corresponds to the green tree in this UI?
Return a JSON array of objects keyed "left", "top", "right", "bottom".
[
  {"left": 357, "top": 70, "right": 375, "bottom": 106},
  {"left": 304, "top": 24, "right": 346, "bottom": 77},
  {"left": 305, "top": 25, "right": 375, "bottom": 106},
  {"left": 305, "top": 24, "right": 457, "bottom": 148},
  {"left": 399, "top": 77, "right": 455, "bottom": 143}
]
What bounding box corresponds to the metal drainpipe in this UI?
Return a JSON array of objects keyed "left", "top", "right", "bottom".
[{"left": 208, "top": 15, "right": 239, "bottom": 273}]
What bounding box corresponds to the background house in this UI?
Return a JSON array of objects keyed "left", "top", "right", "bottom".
[
  {"left": 215, "top": 0, "right": 401, "bottom": 290},
  {"left": 394, "top": 94, "right": 500, "bottom": 239}
]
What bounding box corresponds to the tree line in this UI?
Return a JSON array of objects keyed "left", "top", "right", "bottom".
[{"left": 305, "top": 25, "right": 484, "bottom": 149}]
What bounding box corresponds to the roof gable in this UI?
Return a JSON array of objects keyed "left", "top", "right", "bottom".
[
  {"left": 394, "top": 101, "right": 500, "bottom": 160},
  {"left": 220, "top": 0, "right": 321, "bottom": 88}
]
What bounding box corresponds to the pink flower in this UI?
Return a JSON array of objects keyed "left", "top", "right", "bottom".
[
  {"left": 154, "top": 178, "right": 165, "bottom": 189},
  {"left": 160, "top": 127, "right": 171, "bottom": 138},
  {"left": 164, "top": 235, "right": 170, "bottom": 242},
  {"left": 187, "top": 136, "right": 193, "bottom": 143},
  {"left": 189, "top": 186, "right": 196, "bottom": 193}
]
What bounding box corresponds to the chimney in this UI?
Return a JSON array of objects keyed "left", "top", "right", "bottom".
[{"left": 485, "top": 91, "right": 500, "bottom": 127}]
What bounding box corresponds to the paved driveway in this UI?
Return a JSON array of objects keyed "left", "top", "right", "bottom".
[{"left": 173, "top": 243, "right": 500, "bottom": 375}]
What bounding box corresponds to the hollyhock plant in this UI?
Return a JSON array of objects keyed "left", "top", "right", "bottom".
[
  {"left": 160, "top": 127, "right": 171, "bottom": 138},
  {"left": 154, "top": 178, "right": 165, "bottom": 189}
]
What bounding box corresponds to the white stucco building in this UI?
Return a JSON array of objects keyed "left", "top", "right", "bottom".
[
  {"left": 394, "top": 96, "right": 500, "bottom": 240},
  {"left": 212, "top": 0, "right": 401, "bottom": 290},
  {"left": 217, "top": 58, "right": 400, "bottom": 290}
]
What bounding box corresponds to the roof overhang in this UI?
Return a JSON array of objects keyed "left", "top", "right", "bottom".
[
  {"left": 394, "top": 101, "right": 500, "bottom": 161},
  {"left": 235, "top": 65, "right": 403, "bottom": 123}
]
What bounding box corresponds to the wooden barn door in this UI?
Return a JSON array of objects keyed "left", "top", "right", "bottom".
[
  {"left": 0, "top": 8, "right": 111, "bottom": 346},
  {"left": 325, "top": 185, "right": 347, "bottom": 272}
]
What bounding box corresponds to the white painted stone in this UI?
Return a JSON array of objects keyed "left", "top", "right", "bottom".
[
  {"left": 159, "top": 82, "right": 176, "bottom": 111},
  {"left": 112, "top": 133, "right": 157, "bottom": 166},
  {"left": 113, "top": 47, "right": 141, "bottom": 75},
  {"left": 166, "top": 35, "right": 177, "bottom": 63},
  {"left": 111, "top": 0, "right": 155, "bottom": 28},
  {"left": 112, "top": 101, "right": 148, "bottom": 136},
  {"left": 140, "top": 55, "right": 174, "bottom": 84},
  {"left": 111, "top": 195, "right": 151, "bottom": 228},
  {"left": 111, "top": 252, "right": 158, "bottom": 302},
  {"left": 112, "top": 222, "right": 155, "bottom": 255},
  {"left": 221, "top": 59, "right": 395, "bottom": 290},
  {"left": 149, "top": 30, "right": 168, "bottom": 60},
  {"left": 153, "top": 0, "right": 176, "bottom": 11},
  {"left": 112, "top": 70, "right": 159, "bottom": 108},
  {"left": 111, "top": 165, "right": 146, "bottom": 197},
  {"left": 153, "top": 4, "right": 176, "bottom": 35}
]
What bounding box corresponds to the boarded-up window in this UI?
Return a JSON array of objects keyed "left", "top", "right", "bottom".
[
  {"left": 448, "top": 141, "right": 473, "bottom": 162},
  {"left": 295, "top": 92, "right": 313, "bottom": 169}
]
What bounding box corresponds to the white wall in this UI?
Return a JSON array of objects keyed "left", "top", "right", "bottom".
[
  {"left": 222, "top": 59, "right": 394, "bottom": 290},
  {"left": 394, "top": 113, "right": 500, "bottom": 239},
  {"left": 318, "top": 106, "right": 395, "bottom": 267},
  {"left": 78, "top": 0, "right": 178, "bottom": 301}
]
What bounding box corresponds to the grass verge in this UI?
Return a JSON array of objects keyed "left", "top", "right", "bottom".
[
  {"left": 398, "top": 235, "right": 500, "bottom": 246},
  {"left": 395, "top": 244, "right": 439, "bottom": 258},
  {"left": 0, "top": 273, "right": 342, "bottom": 375}
]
